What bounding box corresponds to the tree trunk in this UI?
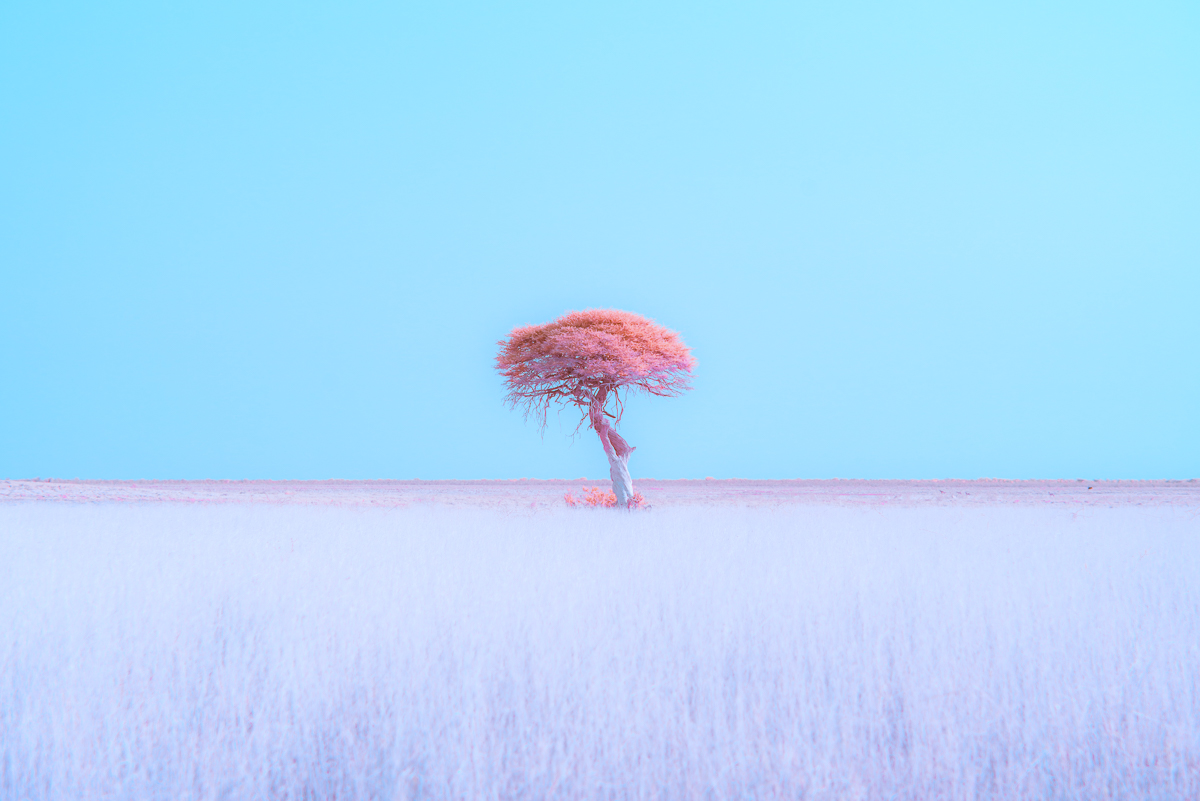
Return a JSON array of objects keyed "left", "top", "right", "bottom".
[{"left": 590, "top": 405, "right": 636, "bottom": 508}]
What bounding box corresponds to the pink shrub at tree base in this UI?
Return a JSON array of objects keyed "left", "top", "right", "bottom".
[
  {"left": 564, "top": 487, "right": 647, "bottom": 508},
  {"left": 496, "top": 309, "right": 695, "bottom": 508}
]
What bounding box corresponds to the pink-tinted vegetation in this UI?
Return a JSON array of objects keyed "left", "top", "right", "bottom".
[
  {"left": 496, "top": 309, "right": 695, "bottom": 508},
  {"left": 564, "top": 487, "right": 647, "bottom": 509},
  {"left": 495, "top": 309, "right": 695, "bottom": 431}
]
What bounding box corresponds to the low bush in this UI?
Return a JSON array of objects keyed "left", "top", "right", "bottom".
[{"left": 564, "top": 487, "right": 646, "bottom": 508}]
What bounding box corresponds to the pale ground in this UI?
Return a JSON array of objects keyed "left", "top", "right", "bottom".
[
  {"left": 2, "top": 480, "right": 1199, "bottom": 799},
  {"left": 3, "top": 477, "right": 1196, "bottom": 509}
]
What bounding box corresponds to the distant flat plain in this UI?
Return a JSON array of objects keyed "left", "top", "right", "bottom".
[{"left": 4, "top": 477, "right": 1196, "bottom": 509}]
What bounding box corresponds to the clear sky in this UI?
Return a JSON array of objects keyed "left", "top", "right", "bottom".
[{"left": 2, "top": 1, "right": 1196, "bottom": 480}]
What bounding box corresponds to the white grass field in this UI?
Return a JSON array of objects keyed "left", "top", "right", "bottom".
[{"left": 1, "top": 492, "right": 1198, "bottom": 799}]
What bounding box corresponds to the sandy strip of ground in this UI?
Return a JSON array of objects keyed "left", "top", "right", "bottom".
[{"left": 1, "top": 478, "right": 1196, "bottom": 509}]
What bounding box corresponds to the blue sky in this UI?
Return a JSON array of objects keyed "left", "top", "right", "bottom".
[{"left": 2, "top": 1, "right": 1196, "bottom": 480}]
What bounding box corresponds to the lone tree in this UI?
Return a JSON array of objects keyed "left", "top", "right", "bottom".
[{"left": 495, "top": 309, "right": 696, "bottom": 508}]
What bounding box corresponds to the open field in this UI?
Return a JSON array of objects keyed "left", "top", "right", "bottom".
[{"left": 2, "top": 482, "right": 1198, "bottom": 799}]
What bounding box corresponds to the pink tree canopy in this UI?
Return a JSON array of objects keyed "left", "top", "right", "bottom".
[{"left": 495, "top": 308, "right": 696, "bottom": 433}]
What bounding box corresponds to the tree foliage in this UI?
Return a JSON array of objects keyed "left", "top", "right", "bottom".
[{"left": 495, "top": 308, "right": 696, "bottom": 431}]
